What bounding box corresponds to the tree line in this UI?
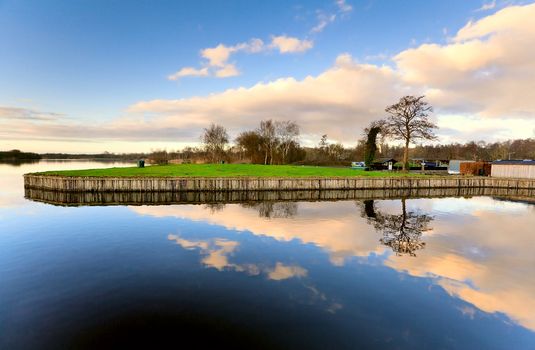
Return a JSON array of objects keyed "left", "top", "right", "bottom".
[
  {"left": 198, "top": 95, "right": 440, "bottom": 171},
  {"left": 200, "top": 120, "right": 303, "bottom": 165},
  {"left": 0, "top": 149, "right": 41, "bottom": 161},
  {"left": 115, "top": 136, "right": 535, "bottom": 166}
]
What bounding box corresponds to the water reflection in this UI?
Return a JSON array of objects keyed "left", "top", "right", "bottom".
[
  {"left": 1, "top": 160, "right": 132, "bottom": 209},
  {"left": 0, "top": 158, "right": 40, "bottom": 166},
  {"left": 359, "top": 199, "right": 432, "bottom": 256},
  {"left": 241, "top": 201, "right": 299, "bottom": 218},
  {"left": 167, "top": 234, "right": 307, "bottom": 280},
  {"left": 132, "top": 197, "right": 535, "bottom": 334}
]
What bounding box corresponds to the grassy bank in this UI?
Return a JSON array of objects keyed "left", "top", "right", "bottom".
[{"left": 34, "top": 164, "right": 426, "bottom": 178}]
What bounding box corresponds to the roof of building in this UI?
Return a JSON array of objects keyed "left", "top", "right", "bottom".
[{"left": 492, "top": 160, "right": 535, "bottom": 165}]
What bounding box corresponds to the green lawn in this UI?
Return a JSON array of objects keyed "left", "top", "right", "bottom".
[{"left": 33, "top": 164, "right": 426, "bottom": 178}]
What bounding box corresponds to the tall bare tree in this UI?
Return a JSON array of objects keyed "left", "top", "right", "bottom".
[
  {"left": 201, "top": 123, "right": 229, "bottom": 163},
  {"left": 276, "top": 121, "right": 299, "bottom": 164},
  {"left": 327, "top": 143, "right": 345, "bottom": 161},
  {"left": 258, "top": 120, "right": 278, "bottom": 165},
  {"left": 385, "top": 95, "right": 438, "bottom": 171}
]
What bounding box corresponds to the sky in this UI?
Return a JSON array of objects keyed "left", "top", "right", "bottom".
[{"left": 1, "top": 0, "right": 535, "bottom": 153}]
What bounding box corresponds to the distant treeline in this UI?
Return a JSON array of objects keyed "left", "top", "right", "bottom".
[
  {"left": 40, "top": 152, "right": 146, "bottom": 160},
  {"left": 0, "top": 149, "right": 41, "bottom": 161},
  {"left": 378, "top": 138, "right": 535, "bottom": 161},
  {"left": 5, "top": 136, "right": 534, "bottom": 166},
  {"left": 167, "top": 135, "right": 535, "bottom": 165}
]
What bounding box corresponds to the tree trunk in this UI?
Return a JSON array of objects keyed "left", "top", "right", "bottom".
[
  {"left": 403, "top": 139, "right": 410, "bottom": 172},
  {"left": 282, "top": 145, "right": 288, "bottom": 164}
]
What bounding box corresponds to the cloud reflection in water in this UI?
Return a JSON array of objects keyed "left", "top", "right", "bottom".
[
  {"left": 136, "top": 197, "right": 535, "bottom": 331},
  {"left": 167, "top": 234, "right": 307, "bottom": 281}
]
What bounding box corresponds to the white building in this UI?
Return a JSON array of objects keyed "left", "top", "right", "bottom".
[{"left": 491, "top": 160, "right": 535, "bottom": 179}]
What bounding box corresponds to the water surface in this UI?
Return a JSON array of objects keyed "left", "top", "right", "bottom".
[{"left": 1, "top": 161, "right": 535, "bottom": 349}]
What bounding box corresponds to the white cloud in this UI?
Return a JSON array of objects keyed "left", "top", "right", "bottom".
[
  {"left": 200, "top": 44, "right": 235, "bottom": 67},
  {"left": 214, "top": 63, "right": 240, "bottom": 78},
  {"left": 336, "top": 0, "right": 353, "bottom": 13},
  {"left": 310, "top": 0, "right": 353, "bottom": 34},
  {"left": 167, "top": 67, "right": 209, "bottom": 80},
  {"left": 269, "top": 35, "right": 314, "bottom": 53},
  {"left": 476, "top": 0, "right": 496, "bottom": 11},
  {"left": 311, "top": 12, "right": 337, "bottom": 33},
  {"left": 237, "top": 38, "right": 265, "bottom": 53},
  {"left": 437, "top": 115, "right": 535, "bottom": 143},
  {"left": 394, "top": 3, "right": 535, "bottom": 118}
]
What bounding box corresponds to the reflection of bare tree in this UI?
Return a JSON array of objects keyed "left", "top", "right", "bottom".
[
  {"left": 359, "top": 199, "right": 432, "bottom": 256},
  {"left": 203, "top": 203, "right": 226, "bottom": 213},
  {"left": 241, "top": 201, "right": 298, "bottom": 219}
]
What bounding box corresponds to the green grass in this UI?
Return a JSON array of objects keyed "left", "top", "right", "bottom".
[{"left": 33, "top": 164, "right": 427, "bottom": 178}]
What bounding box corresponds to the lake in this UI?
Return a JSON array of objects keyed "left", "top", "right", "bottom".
[{"left": 1, "top": 161, "right": 535, "bottom": 349}]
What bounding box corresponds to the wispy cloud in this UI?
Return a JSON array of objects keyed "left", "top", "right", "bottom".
[
  {"left": 167, "top": 67, "right": 209, "bottom": 81},
  {"left": 0, "top": 106, "right": 64, "bottom": 121},
  {"left": 310, "top": 0, "right": 353, "bottom": 33},
  {"left": 476, "top": 0, "right": 496, "bottom": 11},
  {"left": 336, "top": 0, "right": 353, "bottom": 13},
  {"left": 311, "top": 12, "right": 337, "bottom": 33}
]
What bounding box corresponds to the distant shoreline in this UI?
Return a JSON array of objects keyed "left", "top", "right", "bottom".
[{"left": 0, "top": 150, "right": 40, "bottom": 162}]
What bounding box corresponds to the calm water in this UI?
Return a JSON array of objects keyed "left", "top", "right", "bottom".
[{"left": 1, "top": 161, "right": 535, "bottom": 349}]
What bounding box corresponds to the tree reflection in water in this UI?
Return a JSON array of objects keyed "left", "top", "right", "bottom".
[
  {"left": 241, "top": 201, "right": 298, "bottom": 219},
  {"left": 203, "top": 203, "right": 227, "bottom": 214},
  {"left": 359, "top": 198, "right": 433, "bottom": 256}
]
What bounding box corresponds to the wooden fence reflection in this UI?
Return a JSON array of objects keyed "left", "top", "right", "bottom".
[{"left": 25, "top": 187, "right": 535, "bottom": 207}]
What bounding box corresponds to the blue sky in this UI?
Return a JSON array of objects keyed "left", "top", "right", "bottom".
[{"left": 1, "top": 0, "right": 534, "bottom": 152}]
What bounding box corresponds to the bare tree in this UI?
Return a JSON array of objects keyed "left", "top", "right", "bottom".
[
  {"left": 201, "top": 123, "right": 229, "bottom": 163},
  {"left": 319, "top": 134, "right": 328, "bottom": 150},
  {"left": 276, "top": 121, "right": 300, "bottom": 164},
  {"left": 317, "top": 134, "right": 329, "bottom": 160},
  {"left": 385, "top": 96, "right": 438, "bottom": 171},
  {"left": 258, "top": 120, "right": 278, "bottom": 165},
  {"left": 327, "top": 143, "right": 345, "bottom": 161}
]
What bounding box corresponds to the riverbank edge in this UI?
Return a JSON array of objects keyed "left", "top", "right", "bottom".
[{"left": 23, "top": 174, "right": 535, "bottom": 193}]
